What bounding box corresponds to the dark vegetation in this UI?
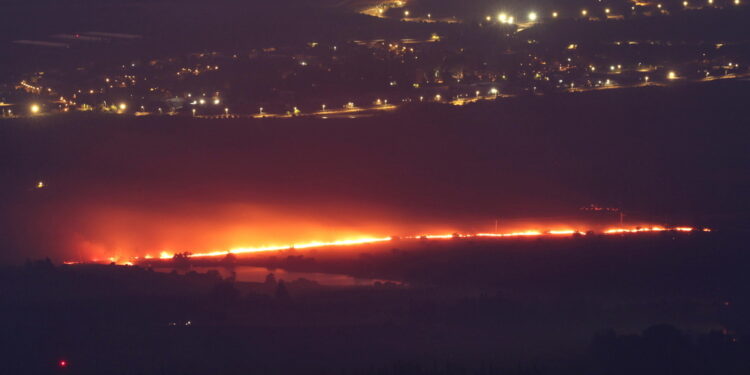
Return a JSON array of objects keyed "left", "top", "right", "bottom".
[{"left": 3, "top": 230, "right": 750, "bottom": 374}]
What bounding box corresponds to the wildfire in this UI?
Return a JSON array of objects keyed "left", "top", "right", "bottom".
[
  {"left": 175, "top": 237, "right": 394, "bottom": 259},
  {"left": 603, "top": 226, "right": 695, "bottom": 234},
  {"left": 75, "top": 226, "right": 707, "bottom": 265}
]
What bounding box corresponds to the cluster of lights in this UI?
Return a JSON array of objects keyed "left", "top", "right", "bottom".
[{"left": 497, "top": 12, "right": 514, "bottom": 24}]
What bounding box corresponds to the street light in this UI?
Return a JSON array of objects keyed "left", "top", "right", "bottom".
[
  {"left": 30, "top": 104, "right": 40, "bottom": 114},
  {"left": 119, "top": 103, "right": 127, "bottom": 111},
  {"left": 528, "top": 12, "right": 537, "bottom": 22}
]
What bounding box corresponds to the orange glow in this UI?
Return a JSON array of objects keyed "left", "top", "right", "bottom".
[
  {"left": 179, "top": 236, "right": 393, "bottom": 259},
  {"left": 604, "top": 226, "right": 665, "bottom": 234},
  {"left": 477, "top": 230, "right": 544, "bottom": 237},
  {"left": 67, "top": 221, "right": 706, "bottom": 265},
  {"left": 85, "top": 225, "right": 702, "bottom": 264}
]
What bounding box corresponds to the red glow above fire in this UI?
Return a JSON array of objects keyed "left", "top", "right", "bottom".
[{"left": 79, "top": 225, "right": 707, "bottom": 265}]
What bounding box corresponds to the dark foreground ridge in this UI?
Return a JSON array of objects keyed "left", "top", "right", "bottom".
[{"left": 2, "top": 230, "right": 750, "bottom": 374}]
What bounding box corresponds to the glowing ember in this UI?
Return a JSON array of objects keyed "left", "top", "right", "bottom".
[{"left": 70, "top": 225, "right": 706, "bottom": 265}]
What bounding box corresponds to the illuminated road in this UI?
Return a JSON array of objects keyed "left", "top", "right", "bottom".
[{"left": 357, "top": 0, "right": 459, "bottom": 23}]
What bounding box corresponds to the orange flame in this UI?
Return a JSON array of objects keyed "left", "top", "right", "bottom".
[{"left": 78, "top": 226, "right": 705, "bottom": 265}]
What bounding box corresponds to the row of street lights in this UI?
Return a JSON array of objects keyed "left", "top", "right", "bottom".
[{"left": 17, "top": 69, "right": 687, "bottom": 118}]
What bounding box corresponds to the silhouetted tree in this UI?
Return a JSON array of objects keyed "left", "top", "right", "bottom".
[
  {"left": 172, "top": 252, "right": 192, "bottom": 269},
  {"left": 275, "top": 280, "right": 289, "bottom": 299},
  {"left": 222, "top": 252, "right": 237, "bottom": 265},
  {"left": 264, "top": 273, "right": 277, "bottom": 287}
]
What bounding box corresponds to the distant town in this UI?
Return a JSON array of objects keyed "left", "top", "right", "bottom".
[{"left": 2, "top": 0, "right": 748, "bottom": 119}]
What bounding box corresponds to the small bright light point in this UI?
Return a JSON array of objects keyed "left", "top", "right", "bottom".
[
  {"left": 657, "top": 3, "right": 662, "bottom": 8},
  {"left": 735, "top": 0, "right": 741, "bottom": 5},
  {"left": 668, "top": 71, "right": 677, "bottom": 79},
  {"left": 605, "top": 8, "right": 610, "bottom": 14},
  {"left": 213, "top": 98, "right": 220, "bottom": 105},
  {"left": 552, "top": 11, "right": 558, "bottom": 18},
  {"left": 403, "top": 10, "right": 409, "bottom": 17},
  {"left": 37, "top": 181, "right": 45, "bottom": 189},
  {"left": 30, "top": 104, "right": 40, "bottom": 114},
  {"left": 498, "top": 13, "right": 507, "bottom": 23},
  {"left": 118, "top": 103, "right": 127, "bottom": 111},
  {"left": 683, "top": 0, "right": 689, "bottom": 6},
  {"left": 489, "top": 88, "right": 499, "bottom": 95},
  {"left": 528, "top": 12, "right": 537, "bottom": 21},
  {"left": 485, "top": 15, "right": 491, "bottom": 21},
  {"left": 581, "top": 9, "right": 588, "bottom": 16},
  {"left": 58, "top": 360, "right": 67, "bottom": 368}
]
